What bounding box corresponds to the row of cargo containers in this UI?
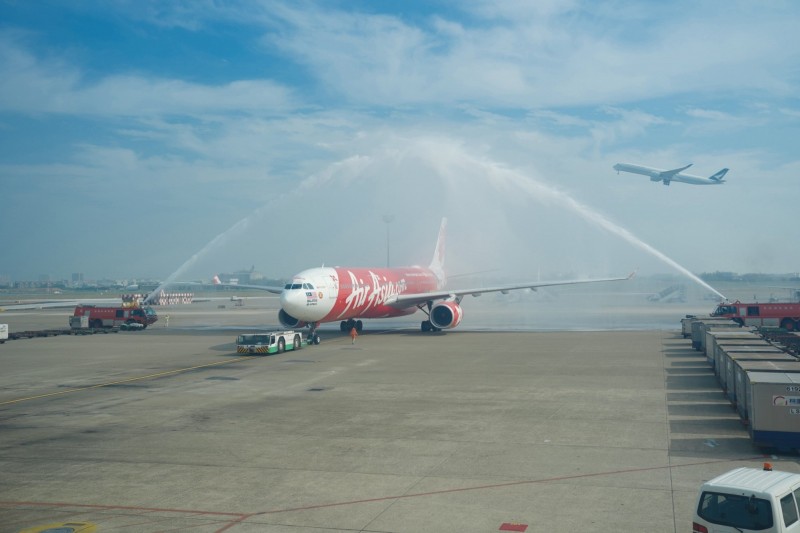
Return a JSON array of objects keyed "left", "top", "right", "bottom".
[
  {"left": 684, "top": 316, "right": 800, "bottom": 452},
  {"left": 759, "top": 328, "right": 800, "bottom": 356}
]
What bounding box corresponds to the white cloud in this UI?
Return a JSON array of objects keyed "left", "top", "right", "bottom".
[
  {"left": 685, "top": 108, "right": 735, "bottom": 121},
  {"left": 589, "top": 107, "right": 669, "bottom": 147},
  {"left": 778, "top": 107, "right": 800, "bottom": 119},
  {"left": 0, "top": 31, "right": 297, "bottom": 117},
  {"left": 255, "top": 1, "right": 800, "bottom": 108},
  {"left": 1, "top": 2, "right": 799, "bottom": 279}
]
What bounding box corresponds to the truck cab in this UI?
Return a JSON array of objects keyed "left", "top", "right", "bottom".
[{"left": 694, "top": 465, "right": 800, "bottom": 532}]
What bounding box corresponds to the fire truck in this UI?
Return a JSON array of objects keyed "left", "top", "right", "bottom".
[
  {"left": 711, "top": 301, "right": 800, "bottom": 331},
  {"left": 73, "top": 304, "right": 158, "bottom": 329}
]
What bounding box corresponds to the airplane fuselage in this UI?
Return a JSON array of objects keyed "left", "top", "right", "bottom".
[
  {"left": 279, "top": 266, "right": 441, "bottom": 325},
  {"left": 613, "top": 163, "right": 727, "bottom": 186}
]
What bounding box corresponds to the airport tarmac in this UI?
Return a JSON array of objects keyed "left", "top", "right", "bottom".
[{"left": 0, "top": 301, "right": 798, "bottom": 532}]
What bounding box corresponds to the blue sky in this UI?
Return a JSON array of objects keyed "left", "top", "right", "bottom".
[{"left": 1, "top": 1, "right": 799, "bottom": 283}]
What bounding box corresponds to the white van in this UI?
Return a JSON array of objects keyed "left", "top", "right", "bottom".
[{"left": 694, "top": 465, "right": 800, "bottom": 532}]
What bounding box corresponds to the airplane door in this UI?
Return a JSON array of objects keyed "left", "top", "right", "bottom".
[{"left": 329, "top": 273, "right": 339, "bottom": 300}]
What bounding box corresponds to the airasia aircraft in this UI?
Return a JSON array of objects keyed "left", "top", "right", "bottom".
[{"left": 217, "top": 218, "right": 632, "bottom": 344}]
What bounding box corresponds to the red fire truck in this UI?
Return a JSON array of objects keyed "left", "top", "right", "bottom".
[
  {"left": 73, "top": 304, "right": 158, "bottom": 329},
  {"left": 711, "top": 301, "right": 800, "bottom": 331}
]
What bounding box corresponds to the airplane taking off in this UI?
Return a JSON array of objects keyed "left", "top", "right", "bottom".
[
  {"left": 219, "top": 218, "right": 633, "bottom": 344},
  {"left": 613, "top": 163, "right": 728, "bottom": 186}
]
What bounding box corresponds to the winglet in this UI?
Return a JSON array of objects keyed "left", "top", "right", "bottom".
[
  {"left": 429, "top": 218, "right": 447, "bottom": 288},
  {"left": 627, "top": 269, "right": 638, "bottom": 280}
]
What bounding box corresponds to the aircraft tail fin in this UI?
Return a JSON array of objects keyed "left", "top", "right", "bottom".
[
  {"left": 709, "top": 168, "right": 729, "bottom": 182},
  {"left": 429, "top": 218, "right": 447, "bottom": 288},
  {"left": 213, "top": 275, "right": 222, "bottom": 285}
]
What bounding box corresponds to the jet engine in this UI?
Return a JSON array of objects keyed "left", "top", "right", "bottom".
[
  {"left": 279, "top": 309, "right": 307, "bottom": 329},
  {"left": 430, "top": 301, "right": 463, "bottom": 329}
]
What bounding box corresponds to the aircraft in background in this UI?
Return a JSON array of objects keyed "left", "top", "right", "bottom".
[
  {"left": 613, "top": 163, "right": 728, "bottom": 186},
  {"left": 215, "top": 218, "right": 634, "bottom": 344}
]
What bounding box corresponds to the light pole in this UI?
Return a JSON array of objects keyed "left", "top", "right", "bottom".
[{"left": 382, "top": 215, "right": 394, "bottom": 267}]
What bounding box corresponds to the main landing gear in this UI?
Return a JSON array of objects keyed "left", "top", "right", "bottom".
[
  {"left": 420, "top": 320, "right": 440, "bottom": 332},
  {"left": 418, "top": 301, "right": 440, "bottom": 332},
  {"left": 340, "top": 319, "right": 363, "bottom": 333}
]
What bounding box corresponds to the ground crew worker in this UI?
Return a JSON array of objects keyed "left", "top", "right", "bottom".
[
  {"left": 165, "top": 315, "right": 170, "bottom": 328},
  {"left": 350, "top": 326, "right": 358, "bottom": 344}
]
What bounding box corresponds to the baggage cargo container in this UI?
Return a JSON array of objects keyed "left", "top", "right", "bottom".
[
  {"left": 735, "top": 361, "right": 800, "bottom": 421},
  {"left": 707, "top": 332, "right": 764, "bottom": 372},
  {"left": 692, "top": 318, "right": 740, "bottom": 355},
  {"left": 744, "top": 372, "right": 800, "bottom": 451},
  {"left": 721, "top": 351, "right": 797, "bottom": 406},
  {"left": 714, "top": 341, "right": 782, "bottom": 382},
  {"left": 681, "top": 315, "right": 696, "bottom": 338}
]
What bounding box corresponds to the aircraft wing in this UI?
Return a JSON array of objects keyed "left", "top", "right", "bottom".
[
  {"left": 658, "top": 164, "right": 693, "bottom": 180},
  {"left": 209, "top": 275, "right": 282, "bottom": 294},
  {"left": 225, "top": 283, "right": 283, "bottom": 294},
  {"left": 613, "top": 163, "right": 693, "bottom": 182},
  {"left": 384, "top": 272, "right": 635, "bottom": 309},
  {"left": 207, "top": 282, "right": 283, "bottom": 294},
  {"left": 160, "top": 279, "right": 283, "bottom": 295}
]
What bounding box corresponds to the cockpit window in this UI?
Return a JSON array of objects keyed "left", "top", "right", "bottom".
[{"left": 284, "top": 282, "right": 312, "bottom": 290}]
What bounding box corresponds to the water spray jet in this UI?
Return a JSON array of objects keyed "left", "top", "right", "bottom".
[{"left": 479, "top": 162, "right": 727, "bottom": 300}]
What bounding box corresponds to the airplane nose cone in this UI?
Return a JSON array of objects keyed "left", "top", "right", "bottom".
[
  {"left": 280, "top": 289, "right": 324, "bottom": 321},
  {"left": 279, "top": 290, "right": 302, "bottom": 315}
]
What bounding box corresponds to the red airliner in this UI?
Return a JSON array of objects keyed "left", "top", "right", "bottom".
[{"left": 216, "top": 218, "right": 633, "bottom": 344}]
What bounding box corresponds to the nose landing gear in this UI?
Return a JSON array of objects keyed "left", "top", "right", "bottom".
[{"left": 307, "top": 322, "right": 322, "bottom": 345}]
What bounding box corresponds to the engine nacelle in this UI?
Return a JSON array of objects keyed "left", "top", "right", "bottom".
[
  {"left": 279, "top": 309, "right": 307, "bottom": 329},
  {"left": 430, "top": 301, "right": 463, "bottom": 329}
]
